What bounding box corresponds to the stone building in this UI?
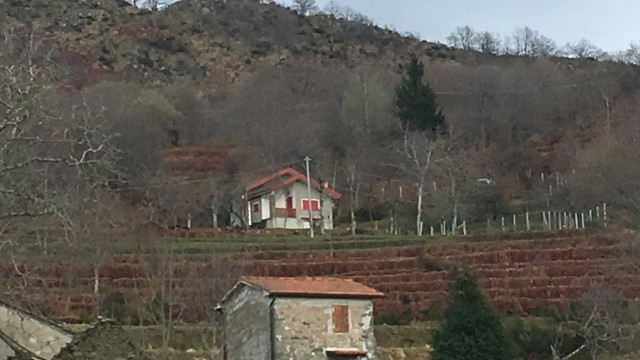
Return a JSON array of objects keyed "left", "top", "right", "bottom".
[
  {"left": 217, "top": 276, "right": 384, "bottom": 360},
  {"left": 0, "top": 301, "right": 73, "bottom": 360},
  {"left": 0, "top": 301, "right": 136, "bottom": 360}
]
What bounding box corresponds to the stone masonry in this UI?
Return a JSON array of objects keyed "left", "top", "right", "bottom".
[{"left": 218, "top": 276, "right": 384, "bottom": 360}]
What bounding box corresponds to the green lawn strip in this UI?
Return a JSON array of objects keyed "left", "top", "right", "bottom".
[{"left": 106, "top": 231, "right": 595, "bottom": 260}]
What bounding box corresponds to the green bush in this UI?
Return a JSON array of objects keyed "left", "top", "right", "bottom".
[
  {"left": 504, "top": 316, "right": 556, "bottom": 360},
  {"left": 431, "top": 269, "right": 517, "bottom": 360},
  {"left": 101, "top": 291, "right": 131, "bottom": 323}
]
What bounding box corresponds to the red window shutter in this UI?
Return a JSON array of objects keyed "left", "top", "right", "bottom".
[
  {"left": 332, "top": 304, "right": 349, "bottom": 333},
  {"left": 302, "top": 199, "right": 319, "bottom": 211}
]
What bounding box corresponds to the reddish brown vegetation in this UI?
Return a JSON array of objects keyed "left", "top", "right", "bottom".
[{"left": 0, "top": 233, "right": 637, "bottom": 322}]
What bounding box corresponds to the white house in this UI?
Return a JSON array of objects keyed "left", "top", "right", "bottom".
[{"left": 245, "top": 167, "right": 342, "bottom": 230}]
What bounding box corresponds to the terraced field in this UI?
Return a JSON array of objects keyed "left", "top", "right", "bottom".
[
  {"left": 0, "top": 230, "right": 636, "bottom": 322},
  {"left": 247, "top": 232, "right": 637, "bottom": 317}
]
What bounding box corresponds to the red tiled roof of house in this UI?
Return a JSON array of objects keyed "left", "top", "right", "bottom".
[
  {"left": 246, "top": 167, "right": 341, "bottom": 199},
  {"left": 240, "top": 276, "right": 384, "bottom": 299}
]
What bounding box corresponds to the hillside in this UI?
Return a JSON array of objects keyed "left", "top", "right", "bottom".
[
  {"left": 1, "top": 0, "right": 433, "bottom": 89},
  {"left": 0, "top": 0, "right": 638, "bottom": 234},
  {"left": 1, "top": 230, "right": 635, "bottom": 321}
]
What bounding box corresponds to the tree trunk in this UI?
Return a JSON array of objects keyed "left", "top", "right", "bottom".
[
  {"left": 416, "top": 182, "right": 424, "bottom": 236},
  {"left": 348, "top": 165, "right": 359, "bottom": 236},
  {"left": 449, "top": 168, "right": 458, "bottom": 235},
  {"left": 211, "top": 204, "right": 218, "bottom": 229},
  {"left": 350, "top": 190, "right": 357, "bottom": 236},
  {"left": 319, "top": 191, "right": 326, "bottom": 236}
]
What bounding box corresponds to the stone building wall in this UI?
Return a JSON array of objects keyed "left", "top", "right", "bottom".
[
  {"left": 272, "top": 298, "right": 377, "bottom": 360},
  {"left": 0, "top": 303, "right": 73, "bottom": 360},
  {"left": 223, "top": 286, "right": 271, "bottom": 360}
]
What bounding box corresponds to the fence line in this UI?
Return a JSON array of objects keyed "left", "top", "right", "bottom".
[{"left": 398, "top": 202, "right": 610, "bottom": 237}]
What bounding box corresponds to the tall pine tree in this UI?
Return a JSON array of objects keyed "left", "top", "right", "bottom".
[
  {"left": 395, "top": 54, "right": 447, "bottom": 135},
  {"left": 431, "top": 270, "right": 514, "bottom": 360}
]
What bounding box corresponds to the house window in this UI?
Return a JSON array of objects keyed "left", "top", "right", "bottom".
[
  {"left": 301, "top": 198, "right": 320, "bottom": 211},
  {"left": 286, "top": 195, "right": 293, "bottom": 209},
  {"left": 251, "top": 202, "right": 260, "bottom": 213},
  {"left": 332, "top": 304, "right": 349, "bottom": 333}
]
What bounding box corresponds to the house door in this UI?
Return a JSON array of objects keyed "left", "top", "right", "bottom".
[
  {"left": 285, "top": 195, "right": 295, "bottom": 217},
  {"left": 286, "top": 195, "right": 293, "bottom": 209}
]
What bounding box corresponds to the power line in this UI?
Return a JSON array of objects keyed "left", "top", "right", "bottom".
[{"left": 112, "top": 160, "right": 300, "bottom": 192}]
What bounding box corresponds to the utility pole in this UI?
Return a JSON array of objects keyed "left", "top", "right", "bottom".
[{"left": 305, "top": 156, "right": 314, "bottom": 238}]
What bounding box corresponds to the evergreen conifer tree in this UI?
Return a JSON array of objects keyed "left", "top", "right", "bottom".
[
  {"left": 394, "top": 54, "right": 447, "bottom": 135},
  {"left": 431, "top": 270, "right": 514, "bottom": 360}
]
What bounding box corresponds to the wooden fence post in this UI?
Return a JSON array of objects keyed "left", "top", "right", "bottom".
[
  {"left": 589, "top": 209, "right": 593, "bottom": 222},
  {"left": 430, "top": 226, "right": 434, "bottom": 237},
  {"left": 501, "top": 217, "right": 505, "bottom": 232},
  {"left": 525, "top": 210, "right": 530, "bottom": 231},
  {"left": 462, "top": 221, "right": 467, "bottom": 236},
  {"left": 596, "top": 206, "right": 600, "bottom": 220},
  {"left": 542, "top": 212, "right": 548, "bottom": 230},
  {"left": 581, "top": 213, "right": 585, "bottom": 229},
  {"left": 512, "top": 214, "right": 517, "bottom": 232},
  {"left": 603, "top": 203, "right": 607, "bottom": 228}
]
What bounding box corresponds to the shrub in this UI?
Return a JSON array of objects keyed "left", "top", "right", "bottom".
[{"left": 431, "top": 269, "right": 517, "bottom": 360}]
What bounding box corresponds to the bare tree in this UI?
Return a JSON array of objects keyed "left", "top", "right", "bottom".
[
  {"left": 505, "top": 26, "right": 557, "bottom": 57},
  {"left": 506, "top": 26, "right": 538, "bottom": 56},
  {"left": 565, "top": 38, "right": 604, "bottom": 59},
  {"left": 0, "top": 28, "right": 120, "bottom": 240},
  {"left": 333, "top": 70, "right": 394, "bottom": 234},
  {"left": 551, "top": 288, "right": 633, "bottom": 360},
  {"left": 291, "top": 0, "right": 318, "bottom": 15},
  {"left": 617, "top": 41, "right": 640, "bottom": 65},
  {"left": 394, "top": 131, "right": 444, "bottom": 235},
  {"left": 531, "top": 34, "right": 558, "bottom": 57},
  {"left": 323, "top": 1, "right": 343, "bottom": 16},
  {"left": 322, "top": 1, "right": 372, "bottom": 24},
  {"left": 446, "top": 26, "right": 477, "bottom": 51},
  {"left": 475, "top": 31, "right": 501, "bottom": 54}
]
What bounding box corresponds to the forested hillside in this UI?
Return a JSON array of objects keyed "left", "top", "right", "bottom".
[{"left": 1, "top": 0, "right": 640, "bottom": 237}]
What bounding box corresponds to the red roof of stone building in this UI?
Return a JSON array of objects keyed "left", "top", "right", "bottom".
[
  {"left": 242, "top": 276, "right": 383, "bottom": 298},
  {"left": 246, "top": 167, "right": 342, "bottom": 199},
  {"left": 218, "top": 277, "right": 383, "bottom": 305}
]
